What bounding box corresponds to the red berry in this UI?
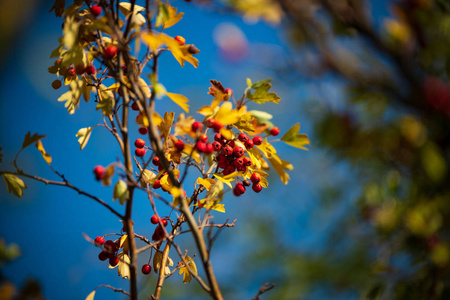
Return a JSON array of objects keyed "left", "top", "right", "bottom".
[
  {"left": 75, "top": 64, "right": 85, "bottom": 75},
  {"left": 191, "top": 121, "right": 203, "bottom": 133},
  {"left": 131, "top": 102, "right": 139, "bottom": 111},
  {"left": 243, "top": 157, "right": 252, "bottom": 167},
  {"left": 238, "top": 133, "right": 248, "bottom": 142},
  {"left": 175, "top": 140, "right": 185, "bottom": 151},
  {"left": 93, "top": 165, "right": 105, "bottom": 181},
  {"left": 212, "top": 121, "right": 223, "bottom": 133},
  {"left": 91, "top": 5, "right": 102, "bottom": 17},
  {"left": 233, "top": 147, "right": 244, "bottom": 157},
  {"left": 85, "top": 65, "right": 96, "bottom": 75},
  {"left": 134, "top": 139, "right": 145, "bottom": 148},
  {"left": 139, "top": 126, "right": 148, "bottom": 135},
  {"left": 153, "top": 179, "right": 161, "bottom": 189},
  {"left": 135, "top": 148, "right": 146, "bottom": 157},
  {"left": 228, "top": 140, "right": 235, "bottom": 148},
  {"left": 252, "top": 183, "right": 262, "bottom": 193},
  {"left": 94, "top": 236, "right": 105, "bottom": 247},
  {"left": 214, "top": 133, "right": 222, "bottom": 141},
  {"left": 174, "top": 35, "right": 186, "bottom": 45},
  {"left": 225, "top": 164, "right": 236, "bottom": 174},
  {"left": 98, "top": 251, "right": 109, "bottom": 261},
  {"left": 200, "top": 134, "right": 208, "bottom": 143},
  {"left": 104, "top": 45, "right": 118, "bottom": 59},
  {"left": 250, "top": 172, "right": 261, "bottom": 184},
  {"left": 235, "top": 182, "right": 246, "bottom": 194},
  {"left": 225, "top": 88, "right": 233, "bottom": 96},
  {"left": 245, "top": 139, "right": 254, "bottom": 149},
  {"left": 233, "top": 158, "right": 244, "bottom": 167},
  {"left": 152, "top": 157, "right": 160, "bottom": 166},
  {"left": 109, "top": 256, "right": 120, "bottom": 267},
  {"left": 205, "top": 143, "right": 214, "bottom": 154},
  {"left": 216, "top": 154, "right": 226, "bottom": 163},
  {"left": 270, "top": 127, "right": 280, "bottom": 136},
  {"left": 212, "top": 141, "right": 222, "bottom": 151},
  {"left": 253, "top": 136, "right": 263, "bottom": 146},
  {"left": 104, "top": 240, "right": 117, "bottom": 253},
  {"left": 196, "top": 141, "right": 207, "bottom": 153},
  {"left": 52, "top": 80, "right": 62, "bottom": 90},
  {"left": 222, "top": 145, "right": 233, "bottom": 156},
  {"left": 161, "top": 218, "right": 168, "bottom": 227},
  {"left": 68, "top": 66, "right": 76, "bottom": 76},
  {"left": 206, "top": 118, "right": 215, "bottom": 128},
  {"left": 55, "top": 59, "right": 62, "bottom": 65},
  {"left": 142, "top": 264, "right": 152, "bottom": 275},
  {"left": 150, "top": 215, "right": 159, "bottom": 224},
  {"left": 243, "top": 179, "right": 251, "bottom": 187},
  {"left": 152, "top": 226, "right": 164, "bottom": 241},
  {"left": 218, "top": 161, "right": 228, "bottom": 169},
  {"left": 237, "top": 165, "right": 247, "bottom": 172}
]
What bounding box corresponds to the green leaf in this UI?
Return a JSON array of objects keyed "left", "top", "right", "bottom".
[
  {"left": 281, "top": 123, "right": 310, "bottom": 150},
  {"left": 85, "top": 290, "right": 96, "bottom": 300},
  {"left": 3, "top": 174, "right": 27, "bottom": 198},
  {"left": 75, "top": 127, "right": 93, "bottom": 150},
  {"left": 155, "top": 2, "right": 169, "bottom": 28},
  {"left": 246, "top": 77, "right": 252, "bottom": 88},
  {"left": 22, "top": 132, "right": 47, "bottom": 150},
  {"left": 251, "top": 78, "right": 272, "bottom": 89},
  {"left": 246, "top": 81, "right": 281, "bottom": 104},
  {"left": 113, "top": 180, "right": 129, "bottom": 205}
]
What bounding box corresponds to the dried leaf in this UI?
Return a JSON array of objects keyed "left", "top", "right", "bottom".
[
  {"left": 21, "top": 132, "right": 46, "bottom": 150},
  {"left": 85, "top": 290, "right": 96, "bottom": 300},
  {"left": 35, "top": 140, "right": 52, "bottom": 164}
]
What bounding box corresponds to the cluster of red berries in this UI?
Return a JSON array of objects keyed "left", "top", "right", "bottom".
[
  {"left": 75, "top": 64, "right": 96, "bottom": 76},
  {"left": 233, "top": 172, "right": 262, "bottom": 196},
  {"left": 94, "top": 236, "right": 120, "bottom": 267},
  {"left": 134, "top": 138, "right": 146, "bottom": 157},
  {"left": 150, "top": 214, "right": 169, "bottom": 241}
]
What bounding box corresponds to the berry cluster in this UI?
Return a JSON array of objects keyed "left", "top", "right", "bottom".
[
  {"left": 150, "top": 214, "right": 169, "bottom": 241},
  {"left": 94, "top": 236, "right": 120, "bottom": 267},
  {"left": 134, "top": 138, "right": 146, "bottom": 157}
]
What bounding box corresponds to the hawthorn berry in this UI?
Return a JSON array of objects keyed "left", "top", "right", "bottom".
[
  {"left": 206, "top": 118, "right": 215, "bottom": 128},
  {"left": 243, "top": 157, "right": 252, "bottom": 167},
  {"left": 253, "top": 136, "right": 263, "bottom": 146},
  {"left": 93, "top": 165, "right": 105, "bottom": 181},
  {"left": 222, "top": 145, "right": 233, "bottom": 156},
  {"left": 75, "top": 64, "right": 85, "bottom": 75},
  {"left": 214, "top": 133, "right": 222, "bottom": 141},
  {"left": 191, "top": 121, "right": 203, "bottom": 133},
  {"left": 233, "top": 146, "right": 244, "bottom": 157},
  {"left": 212, "top": 141, "right": 222, "bottom": 151},
  {"left": 85, "top": 65, "right": 96, "bottom": 75},
  {"left": 225, "top": 88, "right": 233, "bottom": 97},
  {"left": 174, "top": 35, "right": 186, "bottom": 45},
  {"left": 131, "top": 102, "right": 139, "bottom": 111},
  {"left": 142, "top": 264, "right": 152, "bottom": 275},
  {"left": 252, "top": 183, "right": 262, "bottom": 193},
  {"left": 104, "top": 240, "right": 117, "bottom": 253},
  {"left": 188, "top": 45, "right": 200, "bottom": 54},
  {"left": 91, "top": 5, "right": 102, "bottom": 17},
  {"left": 160, "top": 218, "right": 168, "bottom": 227},
  {"left": 196, "top": 141, "right": 207, "bottom": 153},
  {"left": 152, "top": 156, "right": 160, "bottom": 166},
  {"left": 104, "top": 45, "right": 118, "bottom": 59},
  {"left": 237, "top": 165, "right": 247, "bottom": 172},
  {"left": 138, "top": 126, "right": 148, "bottom": 135},
  {"left": 98, "top": 251, "right": 109, "bottom": 261},
  {"left": 228, "top": 140, "right": 235, "bottom": 148},
  {"left": 245, "top": 139, "right": 254, "bottom": 149},
  {"left": 200, "top": 134, "right": 208, "bottom": 143},
  {"left": 218, "top": 161, "right": 228, "bottom": 169},
  {"left": 68, "top": 66, "right": 76, "bottom": 76},
  {"left": 109, "top": 256, "right": 120, "bottom": 267},
  {"left": 238, "top": 133, "right": 248, "bottom": 142},
  {"left": 212, "top": 121, "right": 223, "bottom": 133},
  {"left": 243, "top": 179, "right": 251, "bottom": 187},
  {"left": 225, "top": 164, "right": 236, "bottom": 174},
  {"left": 250, "top": 172, "right": 261, "bottom": 184},
  {"left": 175, "top": 140, "right": 185, "bottom": 151},
  {"left": 150, "top": 215, "right": 159, "bottom": 224},
  {"left": 51, "top": 80, "right": 62, "bottom": 90},
  {"left": 152, "top": 226, "right": 165, "bottom": 241},
  {"left": 233, "top": 157, "right": 244, "bottom": 167},
  {"left": 216, "top": 154, "right": 226, "bottom": 163},
  {"left": 205, "top": 143, "right": 214, "bottom": 154},
  {"left": 153, "top": 179, "right": 161, "bottom": 189},
  {"left": 134, "top": 138, "right": 145, "bottom": 148},
  {"left": 233, "top": 183, "right": 246, "bottom": 196},
  {"left": 94, "top": 236, "right": 105, "bottom": 247},
  {"left": 135, "top": 148, "right": 146, "bottom": 157},
  {"left": 270, "top": 127, "right": 280, "bottom": 136}
]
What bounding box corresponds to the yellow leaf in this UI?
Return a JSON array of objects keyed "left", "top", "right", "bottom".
[
  {"left": 197, "top": 105, "right": 215, "bottom": 116},
  {"left": 21, "top": 132, "right": 46, "bottom": 150},
  {"left": 63, "top": 16, "right": 80, "bottom": 49},
  {"left": 159, "top": 112, "right": 175, "bottom": 145},
  {"left": 166, "top": 92, "right": 189, "bottom": 113},
  {"left": 153, "top": 252, "right": 172, "bottom": 275},
  {"left": 268, "top": 154, "right": 293, "bottom": 185},
  {"left": 179, "top": 256, "right": 198, "bottom": 284},
  {"left": 118, "top": 2, "right": 146, "bottom": 26},
  {"left": 75, "top": 127, "right": 93, "bottom": 150},
  {"left": 256, "top": 140, "right": 277, "bottom": 159},
  {"left": 163, "top": 4, "right": 184, "bottom": 28},
  {"left": 140, "top": 169, "right": 157, "bottom": 187},
  {"left": 198, "top": 198, "right": 225, "bottom": 213},
  {"left": 196, "top": 178, "right": 216, "bottom": 191},
  {"left": 247, "top": 147, "right": 262, "bottom": 169},
  {"left": 102, "top": 164, "right": 115, "bottom": 186},
  {"left": 174, "top": 113, "right": 196, "bottom": 138},
  {"left": 3, "top": 174, "right": 27, "bottom": 198},
  {"left": 281, "top": 123, "right": 310, "bottom": 150},
  {"left": 117, "top": 253, "right": 131, "bottom": 279},
  {"left": 85, "top": 290, "right": 96, "bottom": 300},
  {"left": 182, "top": 143, "right": 201, "bottom": 163},
  {"left": 214, "top": 102, "right": 240, "bottom": 126},
  {"left": 213, "top": 172, "right": 241, "bottom": 188},
  {"left": 141, "top": 32, "right": 165, "bottom": 52},
  {"left": 35, "top": 140, "right": 52, "bottom": 164}
]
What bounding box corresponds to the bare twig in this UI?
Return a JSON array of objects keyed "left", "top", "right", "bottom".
[{"left": 252, "top": 282, "right": 276, "bottom": 300}]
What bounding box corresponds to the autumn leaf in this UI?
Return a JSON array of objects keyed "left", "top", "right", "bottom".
[
  {"left": 268, "top": 154, "right": 294, "bottom": 185},
  {"left": 63, "top": 16, "right": 79, "bottom": 49},
  {"left": 97, "top": 85, "right": 115, "bottom": 116},
  {"left": 214, "top": 102, "right": 240, "bottom": 126},
  {"left": 159, "top": 112, "right": 175, "bottom": 145},
  {"left": 153, "top": 252, "right": 173, "bottom": 275},
  {"left": 179, "top": 256, "right": 198, "bottom": 284},
  {"left": 49, "top": 0, "right": 65, "bottom": 17},
  {"left": 174, "top": 113, "right": 196, "bottom": 139},
  {"left": 155, "top": 2, "right": 169, "bottom": 28},
  {"left": 85, "top": 290, "right": 96, "bottom": 300},
  {"left": 3, "top": 174, "right": 27, "bottom": 198},
  {"left": 281, "top": 123, "right": 310, "bottom": 150},
  {"left": 21, "top": 132, "right": 46, "bottom": 150},
  {"left": 198, "top": 198, "right": 225, "bottom": 213},
  {"left": 232, "top": 0, "right": 284, "bottom": 24},
  {"left": 117, "top": 252, "right": 131, "bottom": 279},
  {"left": 119, "top": 2, "right": 146, "bottom": 26},
  {"left": 213, "top": 172, "right": 241, "bottom": 188},
  {"left": 196, "top": 178, "right": 216, "bottom": 191},
  {"left": 246, "top": 79, "right": 281, "bottom": 104},
  {"left": 139, "top": 169, "right": 157, "bottom": 187},
  {"left": 75, "top": 127, "right": 93, "bottom": 150},
  {"left": 256, "top": 140, "right": 277, "bottom": 159},
  {"left": 162, "top": 4, "right": 184, "bottom": 28},
  {"left": 35, "top": 140, "right": 52, "bottom": 165},
  {"left": 166, "top": 92, "right": 189, "bottom": 113},
  {"left": 182, "top": 143, "right": 201, "bottom": 163},
  {"left": 102, "top": 164, "right": 115, "bottom": 186},
  {"left": 113, "top": 180, "right": 128, "bottom": 205}
]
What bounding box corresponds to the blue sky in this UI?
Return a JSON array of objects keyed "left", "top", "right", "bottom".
[{"left": 0, "top": 1, "right": 391, "bottom": 299}]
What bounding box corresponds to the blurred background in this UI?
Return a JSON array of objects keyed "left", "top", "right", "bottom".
[{"left": 2, "top": 0, "right": 450, "bottom": 299}]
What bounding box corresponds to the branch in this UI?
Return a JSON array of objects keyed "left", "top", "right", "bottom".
[{"left": 251, "top": 282, "right": 276, "bottom": 300}]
